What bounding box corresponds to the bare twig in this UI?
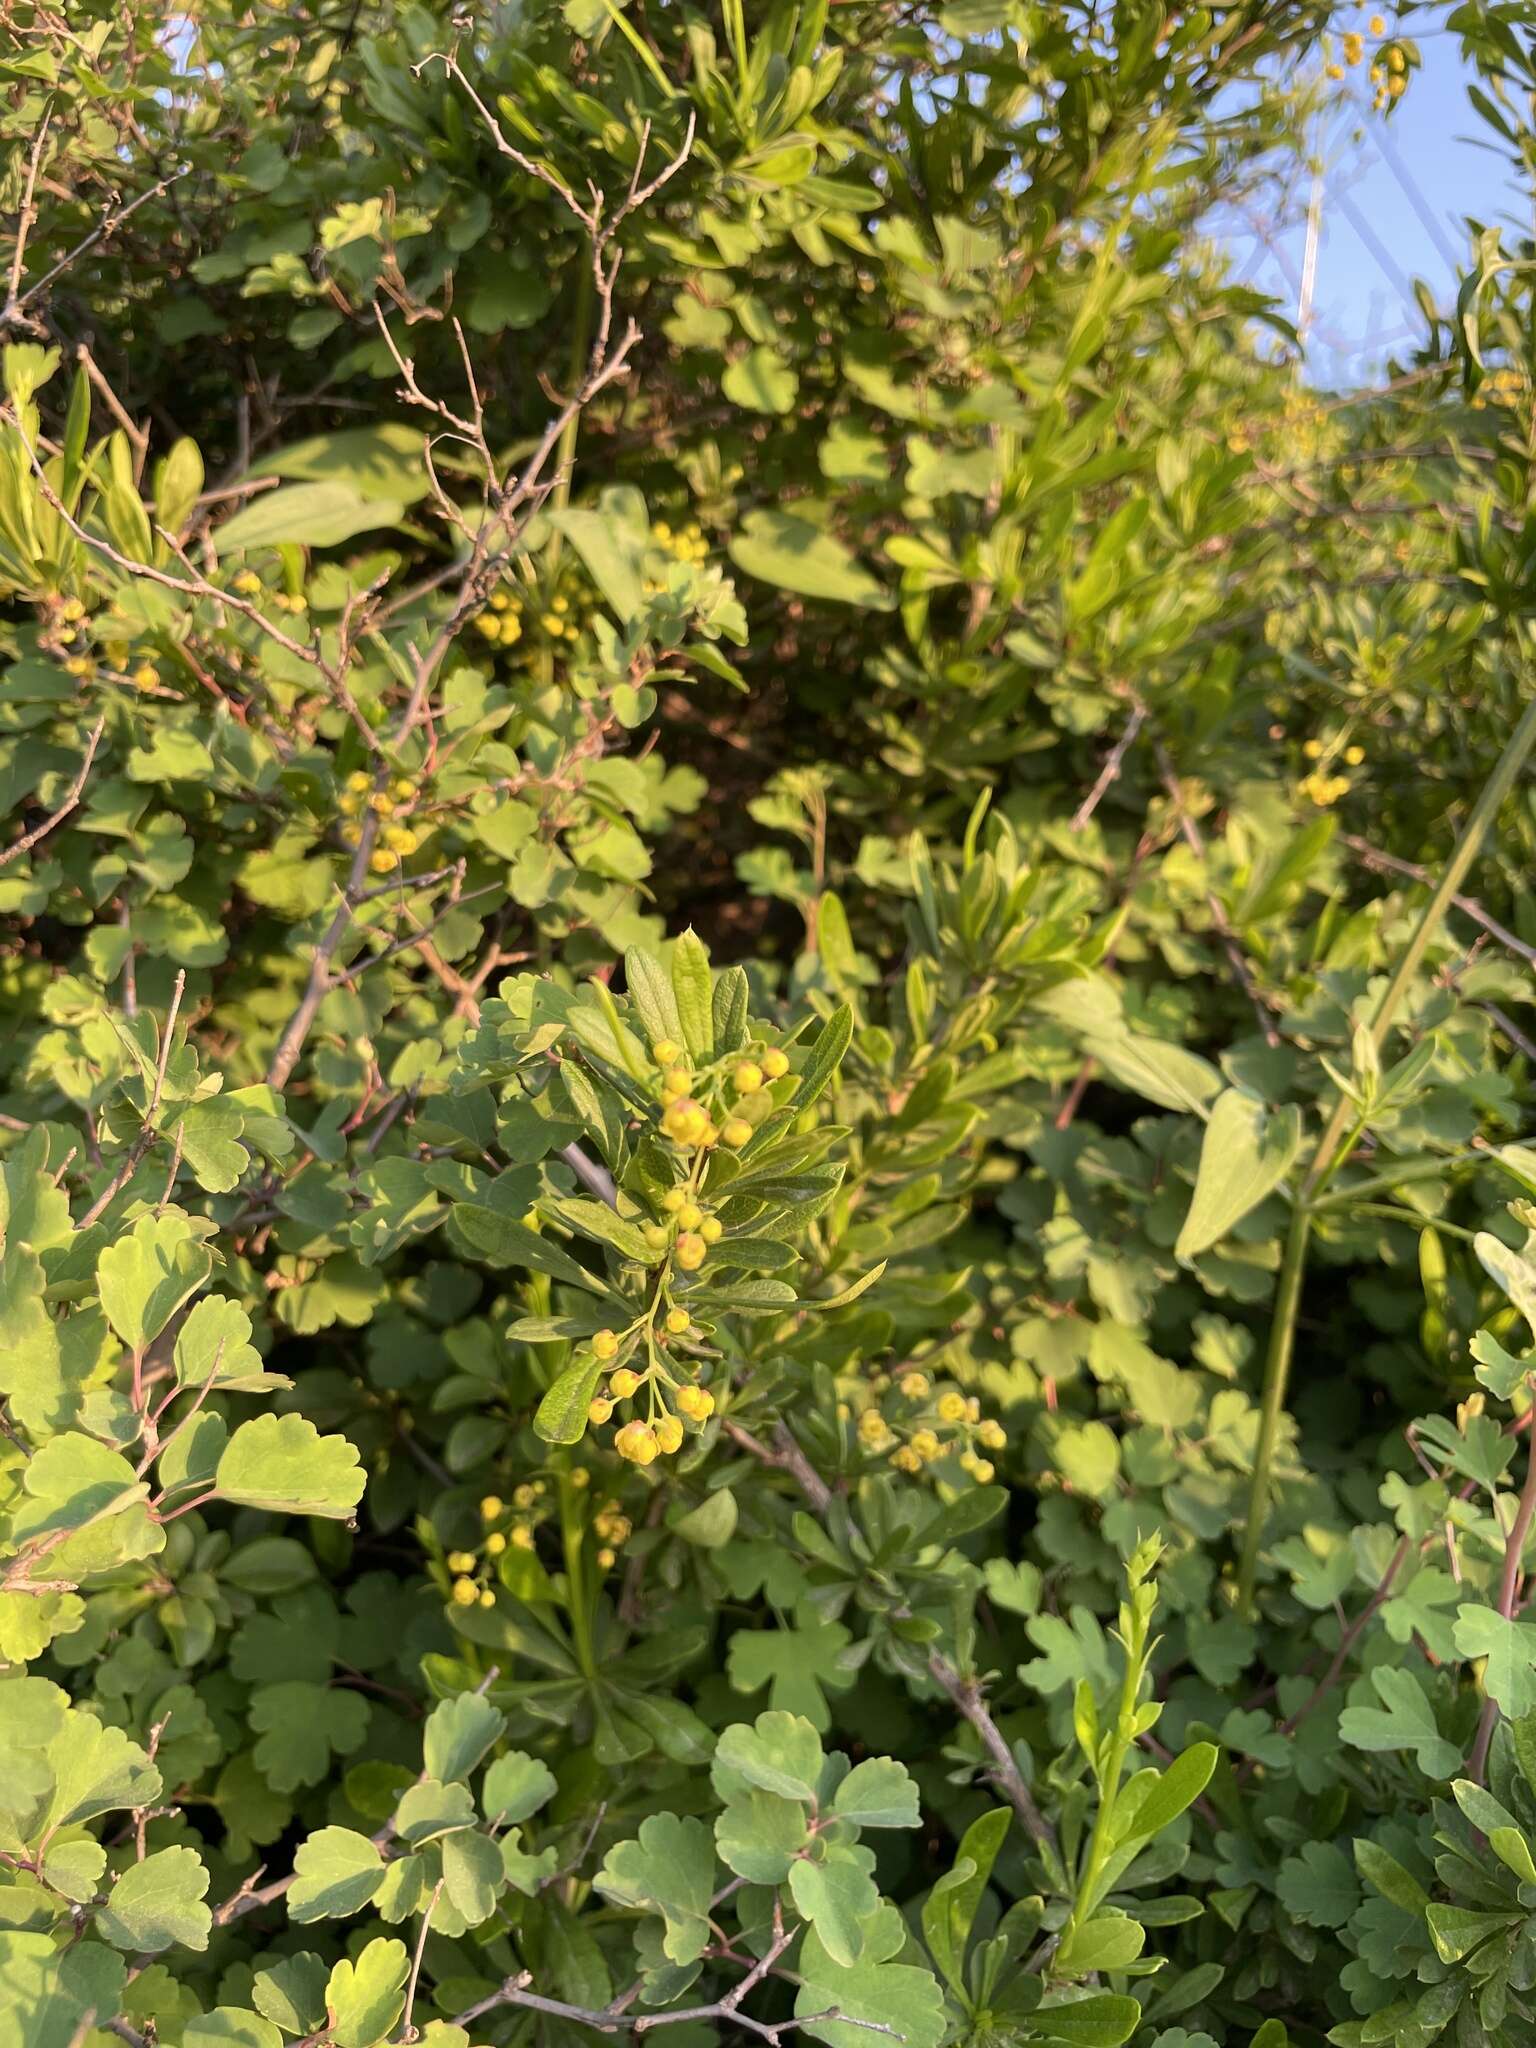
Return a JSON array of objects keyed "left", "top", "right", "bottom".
[
  {"left": 1071, "top": 702, "right": 1145, "bottom": 831},
  {"left": 0, "top": 715, "right": 104, "bottom": 870},
  {"left": 1344, "top": 834, "right": 1536, "bottom": 971},
  {"left": 4, "top": 170, "right": 186, "bottom": 330},
  {"left": 76, "top": 969, "right": 186, "bottom": 1229},
  {"left": 266, "top": 817, "right": 380, "bottom": 1089},
  {"left": 2, "top": 103, "right": 53, "bottom": 329}
]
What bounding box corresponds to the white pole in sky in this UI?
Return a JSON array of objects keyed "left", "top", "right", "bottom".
[{"left": 1297, "top": 164, "right": 1324, "bottom": 346}]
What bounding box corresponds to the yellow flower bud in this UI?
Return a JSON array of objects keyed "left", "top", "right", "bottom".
[
  {"left": 654, "top": 1414, "right": 684, "bottom": 1454},
  {"left": 338, "top": 793, "right": 360, "bottom": 817},
  {"left": 367, "top": 792, "right": 395, "bottom": 816},
  {"left": 699, "top": 1217, "right": 723, "bottom": 1244},
  {"left": 970, "top": 1458, "right": 995, "bottom": 1485},
  {"left": 609, "top": 1367, "right": 642, "bottom": 1400},
  {"left": 592, "top": 1330, "right": 620, "bottom": 1361},
  {"left": 676, "top": 1201, "right": 703, "bottom": 1232},
  {"left": 485, "top": 1532, "right": 507, "bottom": 1555},
  {"left": 733, "top": 1062, "right": 764, "bottom": 1095},
  {"left": 511, "top": 1525, "right": 535, "bottom": 1551},
  {"left": 60, "top": 597, "right": 85, "bottom": 622},
  {"left": 383, "top": 825, "right": 418, "bottom": 856},
  {"left": 513, "top": 1484, "right": 536, "bottom": 1509},
  {"left": 720, "top": 1117, "right": 752, "bottom": 1150},
  {"left": 346, "top": 771, "right": 371, "bottom": 794},
  {"left": 474, "top": 612, "right": 503, "bottom": 641},
  {"left": 761, "top": 1049, "right": 789, "bottom": 1079},
  {"left": 666, "top": 1307, "right": 691, "bottom": 1335},
  {"left": 451, "top": 1577, "right": 479, "bottom": 1606},
  {"left": 368, "top": 847, "right": 398, "bottom": 875},
  {"left": 615, "top": 1421, "right": 660, "bottom": 1465},
  {"left": 937, "top": 1392, "right": 966, "bottom": 1423},
  {"left": 977, "top": 1419, "right": 1007, "bottom": 1451},
  {"left": 391, "top": 777, "right": 415, "bottom": 800},
  {"left": 900, "top": 1373, "right": 930, "bottom": 1399},
  {"left": 910, "top": 1429, "right": 941, "bottom": 1461},
  {"left": 644, "top": 1223, "right": 671, "bottom": 1250},
  {"left": 652, "top": 1039, "right": 682, "bottom": 1066},
  {"left": 588, "top": 1396, "right": 614, "bottom": 1425},
  {"left": 597, "top": 1545, "right": 616, "bottom": 1569},
  {"left": 676, "top": 1384, "right": 714, "bottom": 1421},
  {"left": 662, "top": 1066, "right": 692, "bottom": 1095},
  {"left": 661, "top": 1098, "right": 709, "bottom": 1146},
  {"left": 662, "top": 1189, "right": 686, "bottom": 1213},
  {"left": 675, "top": 1233, "right": 706, "bottom": 1271},
  {"left": 1345, "top": 744, "right": 1364, "bottom": 766},
  {"left": 131, "top": 663, "right": 159, "bottom": 691},
  {"left": 480, "top": 1496, "right": 504, "bottom": 1521},
  {"left": 448, "top": 1550, "right": 478, "bottom": 1573},
  {"left": 892, "top": 1446, "right": 923, "bottom": 1474}
]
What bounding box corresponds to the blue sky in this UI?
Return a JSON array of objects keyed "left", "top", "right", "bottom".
[{"left": 1221, "top": 22, "right": 1517, "bottom": 387}]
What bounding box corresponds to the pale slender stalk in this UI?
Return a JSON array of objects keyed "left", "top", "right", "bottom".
[{"left": 1236, "top": 681, "right": 1536, "bottom": 1613}]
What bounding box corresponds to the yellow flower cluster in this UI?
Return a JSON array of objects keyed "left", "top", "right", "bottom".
[
  {"left": 1300, "top": 770, "right": 1350, "bottom": 807},
  {"left": 592, "top": 1498, "right": 632, "bottom": 1572},
  {"left": 852, "top": 1372, "right": 1007, "bottom": 1485},
  {"left": 1472, "top": 366, "right": 1527, "bottom": 413},
  {"left": 337, "top": 771, "right": 423, "bottom": 872},
  {"left": 447, "top": 1486, "right": 552, "bottom": 1608},
  {"left": 1369, "top": 43, "right": 1408, "bottom": 107},
  {"left": 473, "top": 586, "right": 525, "bottom": 646},
  {"left": 652, "top": 520, "right": 709, "bottom": 565}
]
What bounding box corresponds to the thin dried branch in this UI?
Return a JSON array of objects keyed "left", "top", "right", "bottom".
[
  {"left": 4, "top": 168, "right": 186, "bottom": 330},
  {"left": 75, "top": 969, "right": 186, "bottom": 1231},
  {"left": 1344, "top": 833, "right": 1536, "bottom": 970},
  {"left": 2, "top": 102, "right": 53, "bottom": 330},
  {"left": 266, "top": 815, "right": 381, "bottom": 1089},
  {"left": 1071, "top": 702, "right": 1145, "bottom": 831},
  {"left": 0, "top": 714, "right": 104, "bottom": 869}
]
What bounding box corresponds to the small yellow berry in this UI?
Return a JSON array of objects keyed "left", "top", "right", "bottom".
[
  {"left": 662, "top": 1066, "right": 692, "bottom": 1095},
  {"left": 551, "top": 595, "right": 570, "bottom": 614},
  {"left": 761, "top": 1049, "right": 790, "bottom": 1080},
  {"left": 451, "top": 1577, "right": 479, "bottom": 1607},
  {"left": 676, "top": 1201, "right": 703, "bottom": 1232},
  {"left": 675, "top": 1233, "right": 706, "bottom": 1271},
  {"left": 661, "top": 1098, "right": 709, "bottom": 1146},
  {"left": 588, "top": 1396, "right": 614, "bottom": 1425},
  {"left": 720, "top": 1117, "right": 752, "bottom": 1150},
  {"left": 654, "top": 1414, "right": 684, "bottom": 1455},
  {"left": 652, "top": 1039, "right": 682, "bottom": 1067},
  {"left": 592, "top": 1330, "right": 620, "bottom": 1361},
  {"left": 480, "top": 1496, "right": 504, "bottom": 1521},
  {"left": 615, "top": 1421, "right": 660, "bottom": 1465},
  {"left": 666, "top": 1307, "right": 691, "bottom": 1335},
  {"left": 699, "top": 1217, "right": 723, "bottom": 1244},
  {"left": 644, "top": 1223, "right": 671, "bottom": 1251},
  {"left": 1303, "top": 739, "right": 1323, "bottom": 760},
  {"left": 609, "top": 1367, "right": 642, "bottom": 1400},
  {"left": 662, "top": 1190, "right": 686, "bottom": 1214},
  {"left": 479, "top": 1588, "right": 496, "bottom": 1608},
  {"left": 485, "top": 1532, "right": 507, "bottom": 1556},
  {"left": 733, "top": 1062, "right": 764, "bottom": 1095}
]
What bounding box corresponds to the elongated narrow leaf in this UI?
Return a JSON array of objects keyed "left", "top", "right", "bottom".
[{"left": 534, "top": 1355, "right": 605, "bottom": 1444}]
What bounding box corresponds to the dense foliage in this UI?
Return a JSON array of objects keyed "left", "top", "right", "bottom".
[{"left": 5, "top": 1, "right": 1536, "bottom": 2043}]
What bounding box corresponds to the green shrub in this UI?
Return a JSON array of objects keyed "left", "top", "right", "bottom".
[{"left": 4, "top": 1, "right": 1536, "bottom": 2043}]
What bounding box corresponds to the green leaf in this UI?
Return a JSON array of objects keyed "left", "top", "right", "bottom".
[
  {"left": 1056, "top": 1913, "right": 1146, "bottom": 1973},
  {"left": 1426, "top": 1903, "right": 1520, "bottom": 1964},
  {"left": 832, "top": 1756, "right": 920, "bottom": 1828},
  {"left": 252, "top": 1952, "right": 329, "bottom": 2033},
  {"left": 670, "top": 928, "right": 715, "bottom": 1059},
  {"left": 219, "top": 479, "right": 404, "bottom": 552},
  {"left": 534, "top": 1354, "right": 606, "bottom": 1444},
  {"left": 1112, "top": 1743, "right": 1217, "bottom": 1845},
  {"left": 96, "top": 1843, "right": 212, "bottom": 1953},
  {"left": 97, "top": 1210, "right": 214, "bottom": 1352},
  {"left": 1452, "top": 1603, "right": 1536, "bottom": 1716},
  {"left": 0, "top": 1933, "right": 126, "bottom": 2048},
  {"left": 174, "top": 1294, "right": 286, "bottom": 1393},
  {"left": 593, "top": 1813, "right": 716, "bottom": 1964},
  {"left": 1276, "top": 1841, "right": 1358, "bottom": 1929},
  {"left": 1337, "top": 1666, "right": 1462, "bottom": 1777},
  {"left": 1475, "top": 1229, "right": 1536, "bottom": 1343},
  {"left": 1085, "top": 1031, "right": 1222, "bottom": 1115},
  {"left": 722, "top": 346, "right": 799, "bottom": 415},
  {"left": 714, "top": 1711, "right": 824, "bottom": 1801},
  {"left": 249, "top": 423, "right": 430, "bottom": 503},
  {"left": 184, "top": 2011, "right": 284, "bottom": 2048},
  {"left": 922, "top": 1808, "right": 1010, "bottom": 1994},
  {"left": 793, "top": 1006, "right": 853, "bottom": 1113},
  {"left": 325, "top": 1937, "right": 409, "bottom": 2048},
  {"left": 1175, "top": 1092, "right": 1301, "bottom": 1260},
  {"left": 453, "top": 1204, "right": 602, "bottom": 1290},
  {"left": 482, "top": 1751, "right": 558, "bottom": 1826},
  {"left": 730, "top": 510, "right": 890, "bottom": 609},
  {"left": 287, "top": 1827, "right": 386, "bottom": 1922},
  {"left": 1353, "top": 1835, "right": 1428, "bottom": 1914},
  {"left": 442, "top": 1828, "right": 504, "bottom": 1924},
  {"left": 1032, "top": 1995, "right": 1143, "bottom": 2048},
  {"left": 424, "top": 1692, "right": 506, "bottom": 1783},
  {"left": 789, "top": 1849, "right": 880, "bottom": 1965},
  {"left": 795, "top": 1905, "right": 946, "bottom": 2048},
  {"left": 394, "top": 1778, "right": 479, "bottom": 1844},
  {"left": 548, "top": 502, "right": 646, "bottom": 623},
  {"left": 216, "top": 1413, "right": 365, "bottom": 1518}
]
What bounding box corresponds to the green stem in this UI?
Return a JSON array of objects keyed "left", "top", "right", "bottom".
[
  {"left": 543, "top": 268, "right": 593, "bottom": 581},
  {"left": 1236, "top": 680, "right": 1536, "bottom": 1614},
  {"left": 559, "top": 1471, "right": 596, "bottom": 1678},
  {"left": 1061, "top": 1617, "right": 1143, "bottom": 1951}
]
